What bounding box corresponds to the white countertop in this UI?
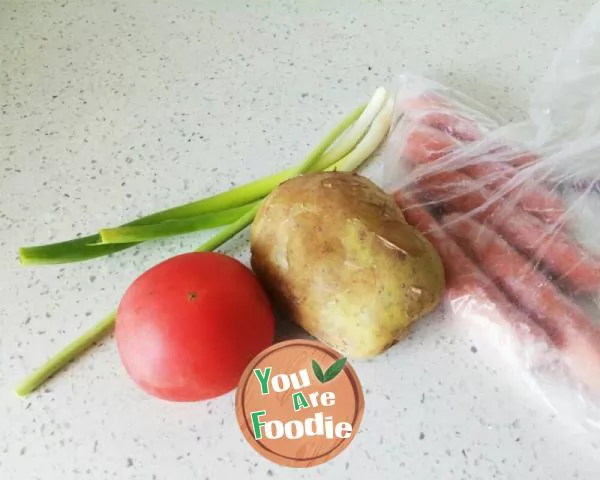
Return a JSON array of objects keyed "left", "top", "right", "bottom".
[{"left": 2, "top": 0, "right": 599, "bottom": 478}]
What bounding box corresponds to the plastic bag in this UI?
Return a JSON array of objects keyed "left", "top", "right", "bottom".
[{"left": 382, "top": 2, "right": 600, "bottom": 431}]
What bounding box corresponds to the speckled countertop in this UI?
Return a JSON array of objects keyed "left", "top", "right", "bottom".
[{"left": 1, "top": 0, "right": 600, "bottom": 479}]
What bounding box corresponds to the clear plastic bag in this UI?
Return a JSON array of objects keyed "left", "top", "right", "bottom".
[{"left": 383, "top": 2, "right": 600, "bottom": 430}]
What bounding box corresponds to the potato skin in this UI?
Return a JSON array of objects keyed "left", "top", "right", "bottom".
[{"left": 250, "top": 172, "right": 444, "bottom": 358}]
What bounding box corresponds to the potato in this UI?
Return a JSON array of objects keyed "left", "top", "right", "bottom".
[{"left": 250, "top": 172, "right": 444, "bottom": 357}]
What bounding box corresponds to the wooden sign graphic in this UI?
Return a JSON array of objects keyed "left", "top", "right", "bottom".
[{"left": 235, "top": 339, "right": 364, "bottom": 468}]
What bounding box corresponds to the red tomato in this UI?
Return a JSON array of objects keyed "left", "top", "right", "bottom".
[{"left": 116, "top": 252, "right": 275, "bottom": 402}]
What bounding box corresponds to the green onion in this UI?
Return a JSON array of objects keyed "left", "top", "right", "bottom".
[
  {"left": 19, "top": 235, "right": 134, "bottom": 266},
  {"left": 96, "top": 98, "right": 377, "bottom": 246},
  {"left": 15, "top": 310, "right": 117, "bottom": 396},
  {"left": 18, "top": 104, "right": 366, "bottom": 266},
  {"left": 100, "top": 96, "right": 394, "bottom": 246},
  {"left": 98, "top": 202, "right": 258, "bottom": 244}
]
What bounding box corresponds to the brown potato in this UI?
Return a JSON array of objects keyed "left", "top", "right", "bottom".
[{"left": 250, "top": 172, "right": 444, "bottom": 357}]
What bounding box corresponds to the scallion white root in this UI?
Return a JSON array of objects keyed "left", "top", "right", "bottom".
[
  {"left": 335, "top": 96, "right": 394, "bottom": 172},
  {"left": 314, "top": 87, "right": 389, "bottom": 171}
]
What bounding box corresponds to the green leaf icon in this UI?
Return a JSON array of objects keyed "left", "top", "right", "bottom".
[
  {"left": 323, "top": 357, "right": 347, "bottom": 382},
  {"left": 312, "top": 359, "right": 325, "bottom": 383}
]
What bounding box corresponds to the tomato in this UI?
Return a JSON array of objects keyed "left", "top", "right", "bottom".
[{"left": 115, "top": 252, "right": 275, "bottom": 402}]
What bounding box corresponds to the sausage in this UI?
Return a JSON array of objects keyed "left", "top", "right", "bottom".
[
  {"left": 401, "top": 123, "right": 566, "bottom": 224},
  {"left": 461, "top": 162, "right": 566, "bottom": 225},
  {"left": 442, "top": 213, "right": 600, "bottom": 394},
  {"left": 413, "top": 170, "right": 600, "bottom": 294},
  {"left": 394, "top": 191, "right": 549, "bottom": 346},
  {"left": 401, "top": 123, "right": 460, "bottom": 165},
  {"left": 401, "top": 93, "right": 483, "bottom": 142}
]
